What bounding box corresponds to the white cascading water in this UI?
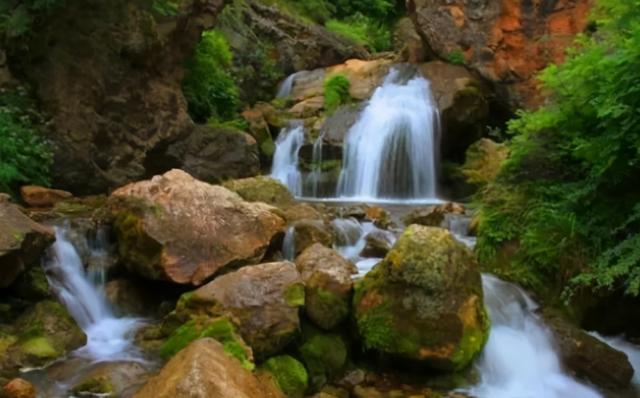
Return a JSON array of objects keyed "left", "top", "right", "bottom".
[
  {"left": 276, "top": 71, "right": 304, "bottom": 98},
  {"left": 467, "top": 274, "right": 602, "bottom": 398},
  {"left": 337, "top": 68, "right": 439, "bottom": 201},
  {"left": 43, "top": 227, "right": 144, "bottom": 362},
  {"left": 271, "top": 123, "right": 305, "bottom": 196}
]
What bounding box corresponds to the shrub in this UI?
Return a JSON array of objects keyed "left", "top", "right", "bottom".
[
  {"left": 476, "top": 0, "right": 640, "bottom": 298},
  {"left": 323, "top": 74, "right": 350, "bottom": 112},
  {"left": 182, "top": 30, "right": 240, "bottom": 123},
  {"left": 0, "top": 87, "right": 52, "bottom": 195},
  {"left": 0, "top": 0, "right": 62, "bottom": 38},
  {"left": 446, "top": 50, "right": 466, "bottom": 65},
  {"left": 325, "top": 13, "right": 392, "bottom": 52}
]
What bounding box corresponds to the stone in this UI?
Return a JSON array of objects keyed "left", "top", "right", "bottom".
[
  {"left": 353, "top": 226, "right": 489, "bottom": 371},
  {"left": 408, "top": 0, "right": 591, "bottom": 108},
  {"left": 360, "top": 230, "right": 394, "bottom": 258},
  {"left": 394, "top": 17, "right": 427, "bottom": 63},
  {"left": 108, "top": 170, "right": 285, "bottom": 285},
  {"left": 222, "top": 176, "right": 295, "bottom": 210},
  {"left": 0, "top": 202, "right": 54, "bottom": 288},
  {"left": 2, "top": 378, "right": 36, "bottom": 398},
  {"left": 299, "top": 327, "right": 348, "bottom": 390},
  {"left": 173, "top": 261, "right": 304, "bottom": 358},
  {"left": 290, "top": 220, "right": 335, "bottom": 258},
  {"left": 19, "top": 186, "right": 72, "bottom": 208},
  {"left": 69, "top": 361, "right": 150, "bottom": 398},
  {"left": 543, "top": 311, "right": 634, "bottom": 390},
  {"left": 403, "top": 203, "right": 465, "bottom": 228},
  {"left": 295, "top": 244, "right": 357, "bottom": 330},
  {"left": 133, "top": 338, "right": 284, "bottom": 398},
  {"left": 0, "top": 301, "right": 86, "bottom": 380},
  {"left": 18, "top": 0, "right": 229, "bottom": 194}
]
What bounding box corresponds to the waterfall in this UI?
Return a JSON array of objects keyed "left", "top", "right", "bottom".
[
  {"left": 270, "top": 66, "right": 441, "bottom": 203},
  {"left": 336, "top": 68, "right": 439, "bottom": 201},
  {"left": 43, "top": 227, "right": 144, "bottom": 362},
  {"left": 467, "top": 274, "right": 602, "bottom": 398},
  {"left": 271, "top": 123, "right": 305, "bottom": 196},
  {"left": 276, "top": 71, "right": 304, "bottom": 98},
  {"left": 282, "top": 226, "right": 296, "bottom": 261}
]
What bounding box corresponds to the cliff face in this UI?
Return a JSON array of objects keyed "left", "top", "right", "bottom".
[
  {"left": 10, "top": 0, "right": 230, "bottom": 194},
  {"left": 408, "top": 0, "right": 592, "bottom": 109}
]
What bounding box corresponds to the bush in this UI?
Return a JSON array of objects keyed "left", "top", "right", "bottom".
[
  {"left": 0, "top": 87, "right": 52, "bottom": 195},
  {"left": 323, "top": 74, "right": 350, "bottom": 112},
  {"left": 325, "top": 13, "right": 392, "bottom": 52},
  {"left": 476, "top": 0, "right": 640, "bottom": 298},
  {"left": 0, "top": 0, "right": 62, "bottom": 38},
  {"left": 446, "top": 50, "right": 466, "bottom": 65},
  {"left": 182, "top": 30, "right": 240, "bottom": 123}
]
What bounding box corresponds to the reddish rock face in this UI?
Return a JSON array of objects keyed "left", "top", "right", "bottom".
[{"left": 408, "top": 0, "right": 592, "bottom": 108}]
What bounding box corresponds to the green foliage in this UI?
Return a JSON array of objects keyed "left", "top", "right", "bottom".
[
  {"left": 446, "top": 50, "right": 466, "bottom": 65},
  {"left": 0, "top": 87, "right": 52, "bottom": 195},
  {"left": 476, "top": 0, "right": 640, "bottom": 297},
  {"left": 325, "top": 13, "right": 392, "bottom": 52},
  {"left": 182, "top": 30, "right": 240, "bottom": 123},
  {"left": 0, "top": 0, "right": 62, "bottom": 39},
  {"left": 323, "top": 74, "right": 350, "bottom": 112},
  {"left": 151, "top": 0, "right": 179, "bottom": 17}
]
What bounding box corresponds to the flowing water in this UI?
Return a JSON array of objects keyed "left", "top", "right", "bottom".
[
  {"left": 43, "top": 227, "right": 145, "bottom": 362},
  {"left": 467, "top": 275, "right": 602, "bottom": 398},
  {"left": 276, "top": 71, "right": 304, "bottom": 98},
  {"left": 271, "top": 66, "right": 441, "bottom": 203},
  {"left": 271, "top": 122, "right": 305, "bottom": 196}
]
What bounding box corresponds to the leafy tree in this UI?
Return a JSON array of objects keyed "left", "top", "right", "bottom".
[{"left": 476, "top": 0, "right": 640, "bottom": 298}]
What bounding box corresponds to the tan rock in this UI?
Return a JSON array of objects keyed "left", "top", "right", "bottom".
[
  {"left": 19, "top": 186, "right": 72, "bottom": 208},
  {"left": 109, "top": 170, "right": 285, "bottom": 285},
  {"left": 133, "top": 338, "right": 284, "bottom": 398},
  {"left": 2, "top": 378, "right": 36, "bottom": 398}
]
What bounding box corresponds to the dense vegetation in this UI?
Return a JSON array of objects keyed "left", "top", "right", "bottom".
[
  {"left": 182, "top": 30, "right": 240, "bottom": 124},
  {"left": 476, "top": 0, "right": 640, "bottom": 298},
  {"left": 0, "top": 87, "right": 52, "bottom": 195},
  {"left": 280, "top": 0, "right": 397, "bottom": 52},
  {"left": 323, "top": 74, "right": 351, "bottom": 112}
]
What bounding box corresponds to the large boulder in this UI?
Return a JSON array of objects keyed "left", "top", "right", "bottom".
[
  {"left": 353, "top": 225, "right": 489, "bottom": 371},
  {"left": 0, "top": 301, "right": 86, "bottom": 381},
  {"left": 408, "top": 0, "right": 591, "bottom": 108},
  {"left": 19, "top": 186, "right": 72, "bottom": 208},
  {"left": 133, "top": 338, "right": 284, "bottom": 398},
  {"left": 543, "top": 311, "right": 634, "bottom": 390},
  {"left": 295, "top": 244, "right": 357, "bottom": 330},
  {"left": 108, "top": 170, "right": 285, "bottom": 285},
  {"left": 217, "top": 0, "right": 369, "bottom": 104},
  {"left": 173, "top": 261, "right": 304, "bottom": 358},
  {"left": 12, "top": 0, "right": 229, "bottom": 194},
  {"left": 0, "top": 202, "right": 54, "bottom": 288}
]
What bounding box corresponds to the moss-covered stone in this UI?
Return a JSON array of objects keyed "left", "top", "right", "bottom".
[
  {"left": 262, "top": 355, "right": 309, "bottom": 398},
  {"left": 222, "top": 176, "right": 295, "bottom": 210},
  {"left": 160, "top": 316, "right": 254, "bottom": 370},
  {"left": 353, "top": 226, "right": 489, "bottom": 371},
  {"left": 299, "top": 328, "right": 348, "bottom": 391},
  {"left": 71, "top": 376, "right": 115, "bottom": 396}
]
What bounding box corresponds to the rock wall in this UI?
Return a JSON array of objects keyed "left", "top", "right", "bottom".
[
  {"left": 408, "top": 0, "right": 592, "bottom": 108},
  {"left": 9, "top": 0, "right": 231, "bottom": 194}
]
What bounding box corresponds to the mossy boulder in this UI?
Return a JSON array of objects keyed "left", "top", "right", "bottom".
[
  {"left": 159, "top": 316, "right": 254, "bottom": 370},
  {"left": 295, "top": 244, "right": 357, "bottom": 330},
  {"left": 353, "top": 225, "right": 489, "bottom": 371},
  {"left": 261, "top": 355, "right": 309, "bottom": 398},
  {"left": 108, "top": 170, "right": 285, "bottom": 285},
  {"left": 289, "top": 220, "right": 335, "bottom": 258},
  {"left": 171, "top": 262, "right": 304, "bottom": 359},
  {"left": 222, "top": 176, "right": 295, "bottom": 210},
  {"left": 0, "top": 202, "right": 54, "bottom": 288},
  {"left": 0, "top": 300, "right": 86, "bottom": 380},
  {"left": 298, "top": 327, "right": 348, "bottom": 391},
  {"left": 68, "top": 361, "right": 150, "bottom": 398},
  {"left": 133, "top": 339, "right": 284, "bottom": 398}
]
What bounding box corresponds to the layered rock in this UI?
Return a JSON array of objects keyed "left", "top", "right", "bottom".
[
  {"left": 353, "top": 225, "right": 489, "bottom": 371},
  {"left": 133, "top": 338, "right": 284, "bottom": 398},
  {"left": 173, "top": 261, "right": 304, "bottom": 358},
  {"left": 295, "top": 244, "right": 357, "bottom": 330},
  {"left": 0, "top": 202, "right": 54, "bottom": 288},
  {"left": 408, "top": 0, "right": 592, "bottom": 108},
  {"left": 12, "top": 0, "right": 229, "bottom": 193},
  {"left": 108, "top": 170, "right": 285, "bottom": 285},
  {"left": 19, "top": 186, "right": 72, "bottom": 208}
]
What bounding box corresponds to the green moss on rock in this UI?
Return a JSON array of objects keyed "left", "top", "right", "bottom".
[
  {"left": 262, "top": 355, "right": 309, "bottom": 398},
  {"left": 222, "top": 176, "right": 294, "bottom": 210},
  {"left": 284, "top": 283, "right": 306, "bottom": 307},
  {"left": 299, "top": 328, "right": 347, "bottom": 390},
  {"left": 71, "top": 376, "right": 115, "bottom": 396}
]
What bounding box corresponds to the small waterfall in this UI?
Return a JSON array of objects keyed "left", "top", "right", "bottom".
[
  {"left": 271, "top": 123, "right": 305, "bottom": 196},
  {"left": 337, "top": 67, "right": 440, "bottom": 201},
  {"left": 43, "top": 227, "right": 144, "bottom": 362},
  {"left": 282, "top": 226, "right": 296, "bottom": 261},
  {"left": 467, "top": 274, "right": 602, "bottom": 398},
  {"left": 305, "top": 133, "right": 325, "bottom": 197},
  {"left": 276, "top": 71, "right": 304, "bottom": 98}
]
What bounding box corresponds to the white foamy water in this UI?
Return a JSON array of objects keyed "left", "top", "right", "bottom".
[
  {"left": 331, "top": 217, "right": 394, "bottom": 276},
  {"left": 271, "top": 123, "right": 305, "bottom": 196},
  {"left": 276, "top": 71, "right": 304, "bottom": 98},
  {"left": 44, "top": 227, "right": 145, "bottom": 362},
  {"left": 467, "top": 274, "right": 602, "bottom": 398},
  {"left": 336, "top": 68, "right": 439, "bottom": 201}
]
